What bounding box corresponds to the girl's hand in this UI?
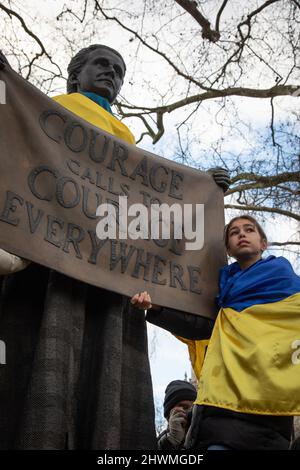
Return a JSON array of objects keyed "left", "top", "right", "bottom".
[
  {"left": 131, "top": 291, "right": 152, "bottom": 310},
  {"left": 131, "top": 291, "right": 162, "bottom": 311}
]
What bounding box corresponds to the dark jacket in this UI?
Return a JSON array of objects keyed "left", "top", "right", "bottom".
[
  {"left": 147, "top": 307, "right": 293, "bottom": 450},
  {"left": 290, "top": 436, "right": 300, "bottom": 450}
]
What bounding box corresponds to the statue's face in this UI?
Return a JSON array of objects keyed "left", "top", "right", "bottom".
[{"left": 75, "top": 48, "right": 125, "bottom": 103}]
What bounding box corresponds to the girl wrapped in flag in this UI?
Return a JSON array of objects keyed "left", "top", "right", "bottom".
[{"left": 131, "top": 215, "right": 300, "bottom": 450}]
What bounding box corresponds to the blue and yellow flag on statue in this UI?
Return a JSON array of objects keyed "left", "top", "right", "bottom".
[
  {"left": 53, "top": 93, "right": 136, "bottom": 145},
  {"left": 192, "top": 256, "right": 300, "bottom": 415}
]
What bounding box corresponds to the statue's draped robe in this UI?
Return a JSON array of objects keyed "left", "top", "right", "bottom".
[{"left": 0, "top": 93, "right": 157, "bottom": 450}]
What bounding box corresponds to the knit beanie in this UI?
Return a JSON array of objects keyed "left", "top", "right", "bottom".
[{"left": 163, "top": 380, "right": 197, "bottom": 419}]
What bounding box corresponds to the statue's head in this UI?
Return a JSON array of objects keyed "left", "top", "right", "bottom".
[{"left": 67, "top": 44, "right": 126, "bottom": 104}]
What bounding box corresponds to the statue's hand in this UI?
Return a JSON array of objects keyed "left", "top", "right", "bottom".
[
  {"left": 0, "top": 51, "right": 10, "bottom": 70},
  {"left": 207, "top": 167, "right": 230, "bottom": 193},
  {"left": 0, "top": 248, "right": 31, "bottom": 275}
]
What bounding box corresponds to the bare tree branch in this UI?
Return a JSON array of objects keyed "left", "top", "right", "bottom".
[
  {"left": 225, "top": 204, "right": 300, "bottom": 221},
  {"left": 0, "top": 2, "right": 62, "bottom": 77},
  {"left": 226, "top": 170, "right": 300, "bottom": 194},
  {"left": 237, "top": 0, "right": 281, "bottom": 41},
  {"left": 94, "top": 0, "right": 208, "bottom": 89},
  {"left": 269, "top": 241, "right": 300, "bottom": 246},
  {"left": 215, "top": 0, "right": 229, "bottom": 32},
  {"left": 175, "top": 0, "right": 220, "bottom": 42},
  {"left": 120, "top": 84, "right": 299, "bottom": 113},
  {"left": 57, "top": 0, "right": 88, "bottom": 23},
  {"left": 270, "top": 97, "right": 277, "bottom": 147}
]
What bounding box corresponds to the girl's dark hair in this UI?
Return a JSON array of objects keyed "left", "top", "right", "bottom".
[
  {"left": 224, "top": 215, "right": 268, "bottom": 248},
  {"left": 67, "top": 44, "right": 126, "bottom": 94}
]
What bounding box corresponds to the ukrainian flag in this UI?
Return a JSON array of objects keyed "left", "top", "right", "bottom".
[
  {"left": 192, "top": 256, "right": 300, "bottom": 415},
  {"left": 176, "top": 337, "right": 209, "bottom": 381},
  {"left": 53, "top": 93, "right": 135, "bottom": 145}
]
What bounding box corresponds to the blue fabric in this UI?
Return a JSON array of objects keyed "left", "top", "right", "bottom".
[
  {"left": 80, "top": 91, "right": 113, "bottom": 114},
  {"left": 216, "top": 255, "right": 300, "bottom": 312}
]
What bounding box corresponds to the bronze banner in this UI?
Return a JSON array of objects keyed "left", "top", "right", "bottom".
[{"left": 0, "top": 68, "right": 226, "bottom": 318}]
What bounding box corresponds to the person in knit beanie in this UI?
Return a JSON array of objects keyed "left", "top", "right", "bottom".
[{"left": 158, "top": 380, "right": 197, "bottom": 450}]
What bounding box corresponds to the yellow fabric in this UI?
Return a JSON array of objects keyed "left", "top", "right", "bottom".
[
  {"left": 194, "top": 292, "right": 300, "bottom": 415},
  {"left": 52, "top": 93, "right": 135, "bottom": 145},
  {"left": 176, "top": 337, "right": 209, "bottom": 381}
]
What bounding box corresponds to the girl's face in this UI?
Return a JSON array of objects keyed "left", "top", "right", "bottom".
[{"left": 227, "top": 218, "right": 267, "bottom": 262}]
